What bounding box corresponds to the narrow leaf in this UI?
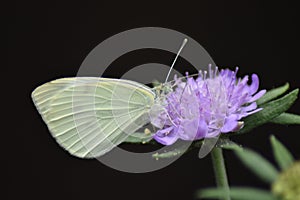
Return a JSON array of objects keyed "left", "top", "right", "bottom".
[
  {"left": 152, "top": 140, "right": 204, "bottom": 159},
  {"left": 270, "top": 112, "right": 300, "bottom": 125},
  {"left": 270, "top": 135, "right": 294, "bottom": 170},
  {"left": 218, "top": 138, "right": 243, "bottom": 151},
  {"left": 234, "top": 148, "right": 279, "bottom": 183},
  {"left": 237, "top": 89, "right": 299, "bottom": 135},
  {"left": 198, "top": 187, "right": 277, "bottom": 200},
  {"left": 257, "top": 83, "right": 289, "bottom": 105},
  {"left": 152, "top": 148, "right": 185, "bottom": 159}
]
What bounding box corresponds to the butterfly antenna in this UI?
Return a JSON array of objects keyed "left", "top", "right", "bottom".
[{"left": 164, "top": 38, "right": 188, "bottom": 83}]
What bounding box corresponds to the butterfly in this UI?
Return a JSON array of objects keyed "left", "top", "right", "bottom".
[
  {"left": 32, "top": 77, "right": 157, "bottom": 158},
  {"left": 32, "top": 39, "right": 188, "bottom": 158}
]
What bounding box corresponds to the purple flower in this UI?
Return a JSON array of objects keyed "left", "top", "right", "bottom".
[{"left": 152, "top": 66, "right": 266, "bottom": 145}]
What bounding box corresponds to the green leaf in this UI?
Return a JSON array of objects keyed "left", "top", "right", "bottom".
[
  {"left": 152, "top": 140, "right": 204, "bottom": 159},
  {"left": 198, "top": 187, "right": 277, "bottom": 200},
  {"left": 152, "top": 147, "right": 186, "bottom": 159},
  {"left": 217, "top": 138, "right": 243, "bottom": 151},
  {"left": 270, "top": 112, "right": 300, "bottom": 125},
  {"left": 234, "top": 148, "right": 279, "bottom": 183},
  {"left": 270, "top": 135, "right": 294, "bottom": 170},
  {"left": 237, "top": 89, "right": 299, "bottom": 135},
  {"left": 123, "top": 132, "right": 153, "bottom": 144},
  {"left": 257, "top": 83, "right": 289, "bottom": 105}
]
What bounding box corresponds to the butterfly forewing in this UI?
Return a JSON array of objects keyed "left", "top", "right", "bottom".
[{"left": 32, "top": 77, "right": 155, "bottom": 158}]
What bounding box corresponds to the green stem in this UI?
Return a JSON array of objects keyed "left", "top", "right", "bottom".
[{"left": 211, "top": 147, "right": 231, "bottom": 200}]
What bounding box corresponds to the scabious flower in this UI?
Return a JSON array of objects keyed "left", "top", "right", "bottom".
[{"left": 152, "top": 66, "right": 266, "bottom": 145}]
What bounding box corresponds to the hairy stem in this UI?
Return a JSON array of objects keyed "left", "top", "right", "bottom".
[{"left": 211, "top": 147, "right": 231, "bottom": 200}]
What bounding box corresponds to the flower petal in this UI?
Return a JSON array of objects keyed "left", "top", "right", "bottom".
[
  {"left": 221, "top": 115, "right": 239, "bottom": 133},
  {"left": 196, "top": 119, "right": 209, "bottom": 139},
  {"left": 180, "top": 118, "right": 208, "bottom": 140},
  {"left": 180, "top": 119, "right": 198, "bottom": 140},
  {"left": 249, "top": 89, "right": 266, "bottom": 102},
  {"left": 206, "top": 129, "right": 221, "bottom": 138},
  {"left": 241, "top": 102, "right": 257, "bottom": 112},
  {"left": 153, "top": 127, "right": 179, "bottom": 145},
  {"left": 249, "top": 74, "right": 259, "bottom": 95},
  {"left": 246, "top": 108, "right": 263, "bottom": 116}
]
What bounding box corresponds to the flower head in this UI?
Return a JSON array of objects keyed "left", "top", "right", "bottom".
[
  {"left": 151, "top": 66, "right": 266, "bottom": 145},
  {"left": 272, "top": 161, "right": 300, "bottom": 200}
]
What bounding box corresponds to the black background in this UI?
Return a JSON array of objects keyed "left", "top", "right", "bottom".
[{"left": 7, "top": 1, "right": 300, "bottom": 200}]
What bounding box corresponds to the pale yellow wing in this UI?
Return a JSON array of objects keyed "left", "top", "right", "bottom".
[{"left": 32, "top": 77, "right": 155, "bottom": 158}]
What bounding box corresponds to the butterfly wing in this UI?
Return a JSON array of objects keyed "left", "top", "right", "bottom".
[{"left": 32, "top": 77, "right": 155, "bottom": 158}]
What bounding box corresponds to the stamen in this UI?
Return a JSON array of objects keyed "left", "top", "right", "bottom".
[
  {"left": 199, "top": 70, "right": 203, "bottom": 80},
  {"left": 214, "top": 66, "right": 219, "bottom": 78},
  {"left": 208, "top": 64, "right": 212, "bottom": 78},
  {"left": 203, "top": 71, "right": 207, "bottom": 80},
  {"left": 234, "top": 66, "right": 239, "bottom": 76}
]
